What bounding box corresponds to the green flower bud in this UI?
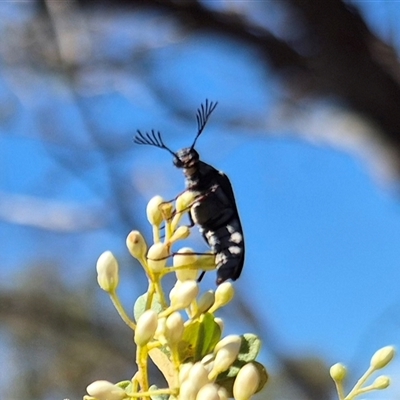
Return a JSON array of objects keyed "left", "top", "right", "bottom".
[
  {"left": 169, "top": 226, "right": 191, "bottom": 244},
  {"left": 209, "top": 282, "right": 234, "bottom": 313},
  {"left": 86, "top": 380, "right": 125, "bottom": 400},
  {"left": 196, "top": 290, "right": 215, "bottom": 315},
  {"left": 134, "top": 309, "right": 158, "bottom": 346},
  {"left": 174, "top": 248, "right": 198, "bottom": 282},
  {"left": 126, "top": 230, "right": 147, "bottom": 260},
  {"left": 160, "top": 201, "right": 174, "bottom": 221},
  {"left": 176, "top": 191, "right": 196, "bottom": 213},
  {"left": 372, "top": 375, "right": 391, "bottom": 389},
  {"left": 169, "top": 280, "right": 199, "bottom": 310},
  {"left": 146, "top": 195, "right": 164, "bottom": 226},
  {"left": 165, "top": 312, "right": 184, "bottom": 345},
  {"left": 147, "top": 243, "right": 169, "bottom": 273},
  {"left": 195, "top": 383, "right": 220, "bottom": 400},
  {"left": 233, "top": 363, "right": 261, "bottom": 400},
  {"left": 96, "top": 251, "right": 119, "bottom": 293},
  {"left": 329, "top": 363, "right": 347, "bottom": 382},
  {"left": 195, "top": 253, "right": 216, "bottom": 271},
  {"left": 171, "top": 191, "right": 196, "bottom": 231},
  {"left": 370, "top": 346, "right": 395, "bottom": 370}
]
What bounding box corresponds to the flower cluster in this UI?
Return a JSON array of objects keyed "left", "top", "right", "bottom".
[
  {"left": 330, "top": 345, "right": 395, "bottom": 400},
  {"left": 84, "top": 194, "right": 268, "bottom": 400}
]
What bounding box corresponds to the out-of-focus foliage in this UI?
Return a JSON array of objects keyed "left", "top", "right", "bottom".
[{"left": 2, "top": 1, "right": 400, "bottom": 399}]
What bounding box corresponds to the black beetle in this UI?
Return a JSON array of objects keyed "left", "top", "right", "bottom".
[{"left": 134, "top": 100, "right": 244, "bottom": 285}]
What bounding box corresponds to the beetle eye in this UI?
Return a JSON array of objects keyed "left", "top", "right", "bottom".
[{"left": 173, "top": 157, "right": 184, "bottom": 168}]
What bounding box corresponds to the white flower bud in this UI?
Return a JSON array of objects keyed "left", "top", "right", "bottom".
[
  {"left": 134, "top": 309, "right": 158, "bottom": 346},
  {"left": 188, "top": 362, "right": 210, "bottom": 389},
  {"left": 209, "top": 335, "right": 242, "bottom": 379},
  {"left": 196, "top": 383, "right": 220, "bottom": 400},
  {"left": 370, "top": 346, "right": 396, "bottom": 370},
  {"left": 201, "top": 354, "right": 215, "bottom": 374},
  {"left": 170, "top": 280, "right": 199, "bottom": 310},
  {"left": 214, "top": 335, "right": 242, "bottom": 354},
  {"left": 96, "top": 251, "right": 119, "bottom": 293},
  {"left": 329, "top": 363, "right": 347, "bottom": 382},
  {"left": 165, "top": 312, "right": 184, "bottom": 345},
  {"left": 174, "top": 248, "right": 198, "bottom": 282},
  {"left": 179, "top": 362, "right": 194, "bottom": 384},
  {"left": 126, "top": 230, "right": 147, "bottom": 260},
  {"left": 86, "top": 380, "right": 125, "bottom": 400},
  {"left": 146, "top": 195, "right": 164, "bottom": 226},
  {"left": 372, "top": 375, "right": 391, "bottom": 389},
  {"left": 217, "top": 387, "right": 229, "bottom": 400},
  {"left": 147, "top": 243, "right": 169, "bottom": 273},
  {"left": 179, "top": 379, "right": 199, "bottom": 400},
  {"left": 233, "top": 363, "right": 261, "bottom": 400},
  {"left": 168, "top": 280, "right": 182, "bottom": 302},
  {"left": 209, "top": 282, "right": 234, "bottom": 313}
]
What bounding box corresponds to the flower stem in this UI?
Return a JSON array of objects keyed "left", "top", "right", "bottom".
[
  {"left": 109, "top": 291, "right": 136, "bottom": 330},
  {"left": 334, "top": 380, "right": 345, "bottom": 400},
  {"left": 345, "top": 366, "right": 374, "bottom": 399},
  {"left": 154, "top": 278, "right": 167, "bottom": 308},
  {"left": 136, "top": 346, "right": 150, "bottom": 399}
]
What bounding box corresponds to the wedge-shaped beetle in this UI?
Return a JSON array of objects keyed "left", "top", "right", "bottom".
[{"left": 134, "top": 100, "right": 244, "bottom": 285}]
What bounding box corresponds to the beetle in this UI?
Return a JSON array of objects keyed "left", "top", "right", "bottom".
[{"left": 134, "top": 100, "right": 244, "bottom": 285}]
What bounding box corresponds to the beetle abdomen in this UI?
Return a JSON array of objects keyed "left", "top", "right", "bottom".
[{"left": 204, "top": 219, "right": 244, "bottom": 284}]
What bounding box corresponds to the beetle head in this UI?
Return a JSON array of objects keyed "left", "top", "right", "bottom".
[
  {"left": 173, "top": 148, "right": 199, "bottom": 169},
  {"left": 134, "top": 100, "right": 217, "bottom": 171}
]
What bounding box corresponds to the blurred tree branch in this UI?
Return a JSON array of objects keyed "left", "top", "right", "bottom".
[
  {"left": 67, "top": 0, "right": 400, "bottom": 173},
  {"left": 2, "top": 1, "right": 399, "bottom": 399}
]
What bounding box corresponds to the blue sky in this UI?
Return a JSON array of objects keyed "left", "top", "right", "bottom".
[{"left": 2, "top": 1, "right": 400, "bottom": 398}]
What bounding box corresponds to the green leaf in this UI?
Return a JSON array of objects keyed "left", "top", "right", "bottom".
[
  {"left": 116, "top": 380, "right": 131, "bottom": 390},
  {"left": 134, "top": 292, "right": 163, "bottom": 322},
  {"left": 178, "top": 319, "right": 199, "bottom": 362},
  {"left": 237, "top": 333, "right": 262, "bottom": 362},
  {"left": 178, "top": 313, "right": 221, "bottom": 363},
  {"left": 196, "top": 313, "right": 221, "bottom": 359}
]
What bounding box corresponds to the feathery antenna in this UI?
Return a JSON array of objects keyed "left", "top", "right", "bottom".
[
  {"left": 191, "top": 99, "right": 218, "bottom": 150},
  {"left": 134, "top": 129, "right": 177, "bottom": 157}
]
